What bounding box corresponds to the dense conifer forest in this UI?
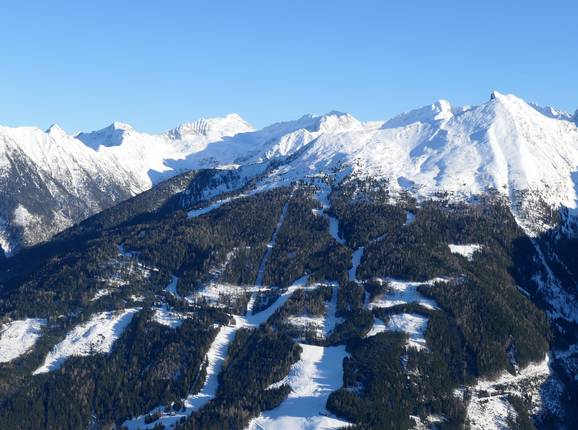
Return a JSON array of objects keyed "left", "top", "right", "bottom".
[{"left": 0, "top": 171, "right": 575, "bottom": 430}]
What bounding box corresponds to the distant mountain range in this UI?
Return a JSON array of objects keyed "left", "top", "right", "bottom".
[{"left": 1, "top": 91, "right": 577, "bottom": 255}]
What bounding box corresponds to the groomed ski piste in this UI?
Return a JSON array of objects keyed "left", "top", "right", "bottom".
[
  {"left": 247, "top": 343, "right": 349, "bottom": 430},
  {"left": 33, "top": 308, "right": 139, "bottom": 374},
  {"left": 312, "top": 180, "right": 345, "bottom": 245},
  {"left": 123, "top": 276, "right": 331, "bottom": 429},
  {"left": 124, "top": 180, "right": 563, "bottom": 429},
  {"left": 246, "top": 281, "right": 347, "bottom": 429},
  {"left": 125, "top": 197, "right": 349, "bottom": 430},
  {"left": 0, "top": 318, "right": 46, "bottom": 363}
]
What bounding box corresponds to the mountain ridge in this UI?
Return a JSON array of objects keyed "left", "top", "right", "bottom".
[{"left": 1, "top": 92, "right": 577, "bottom": 255}]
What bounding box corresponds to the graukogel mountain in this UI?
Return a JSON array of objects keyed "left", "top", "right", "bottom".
[{"left": 0, "top": 92, "right": 577, "bottom": 430}]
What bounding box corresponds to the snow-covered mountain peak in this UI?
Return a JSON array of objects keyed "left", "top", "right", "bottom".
[
  {"left": 262, "top": 111, "right": 361, "bottom": 137},
  {"left": 45, "top": 123, "right": 68, "bottom": 137},
  {"left": 166, "top": 113, "right": 253, "bottom": 141},
  {"left": 110, "top": 121, "right": 134, "bottom": 131},
  {"left": 1, "top": 91, "right": 577, "bottom": 253},
  {"left": 383, "top": 99, "right": 455, "bottom": 129},
  {"left": 76, "top": 122, "right": 135, "bottom": 149},
  {"left": 317, "top": 111, "right": 363, "bottom": 133}
]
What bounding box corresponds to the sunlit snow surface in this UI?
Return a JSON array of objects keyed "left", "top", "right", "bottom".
[
  {"left": 0, "top": 318, "right": 46, "bottom": 363},
  {"left": 448, "top": 243, "right": 482, "bottom": 261},
  {"left": 33, "top": 308, "right": 139, "bottom": 374},
  {"left": 247, "top": 344, "right": 349, "bottom": 430},
  {"left": 404, "top": 211, "right": 416, "bottom": 226},
  {"left": 124, "top": 276, "right": 314, "bottom": 429},
  {"left": 384, "top": 313, "right": 428, "bottom": 350},
  {"left": 368, "top": 278, "right": 445, "bottom": 310}
]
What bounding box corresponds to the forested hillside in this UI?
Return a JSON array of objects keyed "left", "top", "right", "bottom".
[{"left": 0, "top": 168, "right": 576, "bottom": 430}]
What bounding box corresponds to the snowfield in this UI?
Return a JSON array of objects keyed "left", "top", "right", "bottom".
[
  {"left": 0, "top": 318, "right": 46, "bottom": 363},
  {"left": 384, "top": 313, "right": 429, "bottom": 350},
  {"left": 248, "top": 344, "right": 350, "bottom": 430},
  {"left": 448, "top": 244, "right": 482, "bottom": 261},
  {"left": 368, "top": 278, "right": 445, "bottom": 310},
  {"left": 33, "top": 308, "right": 139, "bottom": 374},
  {"left": 365, "top": 317, "right": 388, "bottom": 338}
]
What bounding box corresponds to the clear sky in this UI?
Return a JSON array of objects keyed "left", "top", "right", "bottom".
[{"left": 0, "top": 0, "right": 576, "bottom": 133}]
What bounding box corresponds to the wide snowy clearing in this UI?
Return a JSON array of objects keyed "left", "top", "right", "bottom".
[
  {"left": 0, "top": 318, "right": 46, "bottom": 363},
  {"left": 34, "top": 308, "right": 139, "bottom": 374},
  {"left": 248, "top": 343, "right": 349, "bottom": 430},
  {"left": 384, "top": 313, "right": 429, "bottom": 350},
  {"left": 448, "top": 244, "right": 482, "bottom": 261}
]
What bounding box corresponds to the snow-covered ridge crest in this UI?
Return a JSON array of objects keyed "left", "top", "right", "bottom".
[
  {"left": 1, "top": 91, "right": 577, "bottom": 254},
  {"left": 264, "top": 91, "right": 578, "bottom": 235}
]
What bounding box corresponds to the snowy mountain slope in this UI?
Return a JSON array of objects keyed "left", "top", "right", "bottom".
[
  {"left": 0, "top": 125, "right": 147, "bottom": 254},
  {"left": 1, "top": 92, "right": 577, "bottom": 254},
  {"left": 0, "top": 111, "right": 367, "bottom": 253},
  {"left": 263, "top": 92, "right": 578, "bottom": 234}
]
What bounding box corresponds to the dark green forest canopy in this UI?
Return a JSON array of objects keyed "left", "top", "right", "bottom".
[{"left": 0, "top": 173, "right": 573, "bottom": 430}]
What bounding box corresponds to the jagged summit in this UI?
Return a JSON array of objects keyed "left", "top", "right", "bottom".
[
  {"left": 166, "top": 113, "right": 253, "bottom": 140},
  {"left": 383, "top": 99, "right": 455, "bottom": 128},
  {"left": 76, "top": 121, "right": 135, "bottom": 149},
  {"left": 45, "top": 123, "right": 67, "bottom": 136}
]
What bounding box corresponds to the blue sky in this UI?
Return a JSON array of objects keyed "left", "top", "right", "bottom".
[{"left": 0, "top": 0, "right": 576, "bottom": 133}]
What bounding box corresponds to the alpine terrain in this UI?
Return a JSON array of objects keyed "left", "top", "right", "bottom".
[{"left": 0, "top": 92, "right": 578, "bottom": 430}]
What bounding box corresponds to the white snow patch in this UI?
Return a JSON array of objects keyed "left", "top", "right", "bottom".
[
  {"left": 248, "top": 343, "right": 350, "bottom": 430},
  {"left": 91, "top": 288, "right": 113, "bottom": 301},
  {"left": 12, "top": 205, "right": 34, "bottom": 227},
  {"left": 448, "top": 244, "right": 482, "bottom": 261},
  {"left": 467, "top": 396, "right": 516, "bottom": 430},
  {"left": 368, "top": 278, "right": 445, "bottom": 311},
  {"left": 0, "top": 318, "right": 46, "bottom": 363},
  {"left": 33, "top": 308, "right": 139, "bottom": 374},
  {"left": 287, "top": 315, "right": 325, "bottom": 338},
  {"left": 153, "top": 306, "right": 191, "bottom": 329},
  {"left": 384, "top": 313, "right": 428, "bottom": 350},
  {"left": 364, "top": 317, "right": 387, "bottom": 338},
  {"left": 187, "top": 192, "right": 255, "bottom": 218}
]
